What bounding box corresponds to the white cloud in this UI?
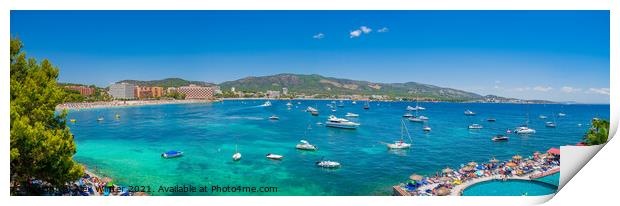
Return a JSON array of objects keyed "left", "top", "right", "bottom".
[
  {"left": 588, "top": 88, "right": 610, "bottom": 95},
  {"left": 350, "top": 30, "right": 362, "bottom": 38},
  {"left": 494, "top": 80, "right": 501, "bottom": 84},
  {"left": 561, "top": 86, "right": 582, "bottom": 93},
  {"left": 378, "top": 27, "right": 389, "bottom": 33},
  {"left": 312, "top": 33, "right": 325, "bottom": 39},
  {"left": 533, "top": 86, "right": 553, "bottom": 92},
  {"left": 514, "top": 87, "right": 530, "bottom": 92},
  {"left": 360, "top": 26, "right": 372, "bottom": 34}
]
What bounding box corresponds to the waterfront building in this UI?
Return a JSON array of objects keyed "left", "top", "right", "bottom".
[
  {"left": 177, "top": 84, "right": 215, "bottom": 99},
  {"left": 266, "top": 90, "right": 281, "bottom": 99},
  {"left": 64, "top": 85, "right": 95, "bottom": 96},
  {"left": 135, "top": 86, "right": 163, "bottom": 99},
  {"left": 282, "top": 87, "right": 288, "bottom": 95},
  {"left": 166, "top": 87, "right": 177, "bottom": 94},
  {"left": 109, "top": 83, "right": 136, "bottom": 99}
]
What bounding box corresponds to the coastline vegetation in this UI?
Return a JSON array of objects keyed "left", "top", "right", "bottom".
[
  {"left": 10, "top": 38, "right": 83, "bottom": 195},
  {"left": 583, "top": 118, "right": 610, "bottom": 145}
]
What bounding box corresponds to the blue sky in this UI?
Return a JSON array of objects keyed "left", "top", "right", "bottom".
[{"left": 10, "top": 11, "right": 609, "bottom": 103}]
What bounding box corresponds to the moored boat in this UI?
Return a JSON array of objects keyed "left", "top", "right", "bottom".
[
  {"left": 266, "top": 153, "right": 283, "bottom": 160},
  {"left": 514, "top": 126, "right": 536, "bottom": 134},
  {"left": 464, "top": 110, "right": 476, "bottom": 116},
  {"left": 545, "top": 121, "right": 556, "bottom": 128},
  {"left": 316, "top": 160, "right": 341, "bottom": 168},
  {"left": 296, "top": 140, "right": 318, "bottom": 151},
  {"left": 403, "top": 113, "right": 413, "bottom": 118},
  {"left": 423, "top": 126, "right": 432, "bottom": 132},
  {"left": 269, "top": 115, "right": 279, "bottom": 120},
  {"left": 468, "top": 124, "right": 483, "bottom": 129},
  {"left": 492, "top": 135, "right": 509, "bottom": 141},
  {"left": 161, "top": 151, "right": 183, "bottom": 158},
  {"left": 387, "top": 120, "right": 413, "bottom": 149},
  {"left": 325, "top": 115, "right": 360, "bottom": 129},
  {"left": 345, "top": 112, "right": 359, "bottom": 117},
  {"left": 261, "top": 101, "right": 272, "bottom": 107}
]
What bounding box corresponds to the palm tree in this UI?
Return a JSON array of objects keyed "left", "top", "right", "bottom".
[{"left": 583, "top": 118, "right": 610, "bottom": 145}]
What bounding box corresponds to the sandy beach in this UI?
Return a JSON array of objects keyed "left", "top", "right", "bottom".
[{"left": 56, "top": 99, "right": 218, "bottom": 111}]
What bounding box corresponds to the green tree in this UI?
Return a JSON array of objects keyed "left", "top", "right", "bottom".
[
  {"left": 10, "top": 38, "right": 83, "bottom": 194},
  {"left": 583, "top": 118, "right": 610, "bottom": 146}
]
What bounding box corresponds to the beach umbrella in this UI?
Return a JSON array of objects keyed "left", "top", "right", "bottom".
[
  {"left": 505, "top": 162, "right": 517, "bottom": 167},
  {"left": 442, "top": 167, "right": 454, "bottom": 174},
  {"left": 439, "top": 176, "right": 453, "bottom": 182},
  {"left": 435, "top": 187, "right": 451, "bottom": 196},
  {"left": 512, "top": 155, "right": 523, "bottom": 161},
  {"left": 409, "top": 174, "right": 424, "bottom": 181},
  {"left": 461, "top": 166, "right": 475, "bottom": 172},
  {"left": 467, "top": 162, "right": 478, "bottom": 167}
]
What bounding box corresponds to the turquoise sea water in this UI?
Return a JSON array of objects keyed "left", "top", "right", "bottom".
[
  {"left": 461, "top": 179, "right": 558, "bottom": 196},
  {"left": 66, "top": 100, "right": 608, "bottom": 195}
]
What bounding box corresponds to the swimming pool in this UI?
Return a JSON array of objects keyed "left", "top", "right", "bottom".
[{"left": 461, "top": 179, "right": 558, "bottom": 196}]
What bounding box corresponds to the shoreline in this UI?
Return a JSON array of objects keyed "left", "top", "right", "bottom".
[{"left": 56, "top": 99, "right": 218, "bottom": 111}]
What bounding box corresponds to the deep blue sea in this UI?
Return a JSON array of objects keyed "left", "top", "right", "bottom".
[{"left": 66, "top": 100, "right": 608, "bottom": 195}]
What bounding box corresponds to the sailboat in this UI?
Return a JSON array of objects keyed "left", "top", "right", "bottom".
[
  {"left": 515, "top": 107, "right": 536, "bottom": 134},
  {"left": 232, "top": 144, "right": 241, "bottom": 161},
  {"left": 296, "top": 125, "right": 318, "bottom": 151},
  {"left": 363, "top": 101, "right": 370, "bottom": 110},
  {"left": 387, "top": 120, "right": 413, "bottom": 149}
]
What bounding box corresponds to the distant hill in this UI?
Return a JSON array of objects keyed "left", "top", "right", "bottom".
[
  {"left": 219, "top": 73, "right": 484, "bottom": 101},
  {"left": 117, "top": 78, "right": 214, "bottom": 88}
]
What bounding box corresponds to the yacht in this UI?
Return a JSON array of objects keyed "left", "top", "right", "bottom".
[
  {"left": 266, "top": 153, "right": 283, "bottom": 160},
  {"left": 492, "top": 135, "right": 509, "bottom": 141},
  {"left": 514, "top": 126, "right": 536, "bottom": 134},
  {"left": 408, "top": 116, "right": 424, "bottom": 123},
  {"left": 325, "top": 115, "right": 360, "bottom": 129},
  {"left": 402, "top": 113, "right": 414, "bottom": 118},
  {"left": 311, "top": 110, "right": 319, "bottom": 116},
  {"left": 419, "top": 115, "right": 429, "bottom": 121},
  {"left": 296, "top": 140, "right": 318, "bottom": 151},
  {"left": 545, "top": 122, "right": 557, "bottom": 128},
  {"left": 468, "top": 124, "right": 483, "bottom": 129},
  {"left": 306, "top": 106, "right": 318, "bottom": 113},
  {"left": 423, "top": 126, "right": 432, "bottom": 132},
  {"left": 316, "top": 160, "right": 341, "bottom": 168},
  {"left": 345, "top": 112, "right": 359, "bottom": 117},
  {"left": 464, "top": 110, "right": 476, "bottom": 116},
  {"left": 261, "top": 101, "right": 272, "bottom": 107}
]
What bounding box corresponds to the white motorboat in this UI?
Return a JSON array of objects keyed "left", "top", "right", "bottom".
[
  {"left": 296, "top": 140, "right": 318, "bottom": 151},
  {"left": 514, "top": 126, "right": 536, "bottom": 134},
  {"left": 408, "top": 117, "right": 424, "bottom": 123},
  {"left": 325, "top": 115, "right": 360, "bottom": 129},
  {"left": 306, "top": 106, "right": 318, "bottom": 112},
  {"left": 492, "top": 135, "right": 509, "bottom": 141},
  {"left": 261, "top": 101, "right": 272, "bottom": 107},
  {"left": 539, "top": 115, "right": 547, "bottom": 119},
  {"left": 468, "top": 124, "right": 483, "bottom": 129},
  {"left": 406, "top": 105, "right": 415, "bottom": 111},
  {"left": 266, "top": 153, "right": 283, "bottom": 160},
  {"left": 286, "top": 102, "right": 293, "bottom": 107},
  {"left": 269, "top": 115, "right": 279, "bottom": 120},
  {"left": 97, "top": 117, "right": 104, "bottom": 121},
  {"left": 316, "top": 160, "right": 341, "bottom": 168},
  {"left": 558, "top": 113, "right": 566, "bottom": 117},
  {"left": 423, "top": 126, "right": 432, "bottom": 132},
  {"left": 464, "top": 110, "right": 476, "bottom": 116},
  {"left": 403, "top": 113, "right": 414, "bottom": 118},
  {"left": 545, "top": 122, "right": 557, "bottom": 128},
  {"left": 345, "top": 112, "right": 359, "bottom": 117},
  {"left": 419, "top": 115, "right": 429, "bottom": 121},
  {"left": 387, "top": 120, "right": 413, "bottom": 149},
  {"left": 352, "top": 101, "right": 357, "bottom": 104}
]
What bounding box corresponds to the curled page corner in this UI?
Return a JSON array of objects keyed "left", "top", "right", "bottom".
[{"left": 558, "top": 145, "right": 606, "bottom": 191}]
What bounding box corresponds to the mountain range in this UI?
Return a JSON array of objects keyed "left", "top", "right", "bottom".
[{"left": 116, "top": 74, "right": 554, "bottom": 102}]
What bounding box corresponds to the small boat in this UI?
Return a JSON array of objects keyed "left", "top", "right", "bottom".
[
  {"left": 514, "top": 126, "right": 536, "bottom": 134},
  {"left": 97, "top": 117, "right": 104, "bottom": 121},
  {"left": 408, "top": 117, "right": 424, "bottom": 123},
  {"left": 70, "top": 119, "right": 76, "bottom": 123},
  {"left": 387, "top": 120, "right": 413, "bottom": 149},
  {"left": 506, "top": 129, "right": 512, "bottom": 134},
  {"left": 468, "top": 124, "right": 483, "bottom": 129},
  {"left": 232, "top": 145, "right": 241, "bottom": 161},
  {"left": 266, "top": 153, "right": 283, "bottom": 160},
  {"left": 261, "top": 101, "right": 272, "bottom": 107},
  {"left": 363, "top": 102, "right": 370, "bottom": 110},
  {"left": 487, "top": 118, "right": 496, "bottom": 122},
  {"left": 423, "top": 126, "right": 432, "bottom": 132},
  {"left": 337, "top": 101, "right": 345, "bottom": 107},
  {"left": 558, "top": 113, "right": 566, "bottom": 117},
  {"left": 331, "top": 108, "right": 337, "bottom": 112},
  {"left": 296, "top": 140, "right": 318, "bottom": 151},
  {"left": 316, "top": 160, "right": 341, "bottom": 168},
  {"left": 352, "top": 101, "right": 357, "bottom": 104},
  {"left": 325, "top": 115, "right": 360, "bottom": 129},
  {"left": 418, "top": 115, "right": 429, "bottom": 121},
  {"left": 306, "top": 106, "right": 318, "bottom": 112},
  {"left": 232, "top": 152, "right": 241, "bottom": 161},
  {"left": 269, "top": 115, "right": 279, "bottom": 120},
  {"left": 539, "top": 115, "right": 547, "bottom": 119},
  {"left": 297, "top": 102, "right": 301, "bottom": 105},
  {"left": 286, "top": 102, "right": 293, "bottom": 107},
  {"left": 345, "top": 112, "right": 359, "bottom": 117},
  {"left": 406, "top": 106, "right": 415, "bottom": 111},
  {"left": 545, "top": 122, "right": 557, "bottom": 128},
  {"left": 402, "top": 113, "right": 413, "bottom": 118},
  {"left": 492, "top": 135, "right": 509, "bottom": 141},
  {"left": 311, "top": 110, "right": 319, "bottom": 116},
  {"left": 161, "top": 151, "right": 183, "bottom": 158},
  {"left": 464, "top": 110, "right": 476, "bottom": 116}
]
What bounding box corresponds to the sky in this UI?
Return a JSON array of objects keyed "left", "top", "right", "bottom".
[{"left": 10, "top": 10, "right": 610, "bottom": 103}]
